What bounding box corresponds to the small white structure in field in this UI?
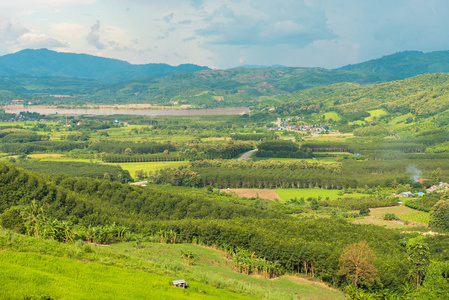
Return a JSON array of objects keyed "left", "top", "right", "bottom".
[{"left": 173, "top": 279, "right": 188, "bottom": 288}]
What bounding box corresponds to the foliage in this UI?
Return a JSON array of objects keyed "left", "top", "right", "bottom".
[
  {"left": 405, "top": 194, "right": 440, "bottom": 212},
  {"left": 359, "top": 207, "right": 370, "bottom": 216},
  {"left": 429, "top": 199, "right": 449, "bottom": 231},
  {"left": 406, "top": 236, "right": 430, "bottom": 288},
  {"left": 14, "top": 160, "right": 132, "bottom": 183},
  {"left": 180, "top": 249, "right": 197, "bottom": 265},
  {"left": 337, "top": 241, "right": 378, "bottom": 287},
  {"left": 413, "top": 261, "right": 449, "bottom": 299},
  {"left": 0, "top": 208, "right": 26, "bottom": 234},
  {"left": 256, "top": 140, "right": 313, "bottom": 158},
  {"left": 383, "top": 213, "right": 399, "bottom": 220}
]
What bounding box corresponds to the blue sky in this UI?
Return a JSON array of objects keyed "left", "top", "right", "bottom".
[{"left": 0, "top": 0, "right": 448, "bottom": 69}]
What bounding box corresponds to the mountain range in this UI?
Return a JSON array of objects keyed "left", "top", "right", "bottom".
[
  {"left": 0, "top": 49, "right": 209, "bottom": 83},
  {"left": 0, "top": 48, "right": 449, "bottom": 108}
]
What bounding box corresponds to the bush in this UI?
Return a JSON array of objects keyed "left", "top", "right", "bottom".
[
  {"left": 359, "top": 207, "right": 371, "bottom": 216},
  {"left": 0, "top": 208, "right": 26, "bottom": 234},
  {"left": 383, "top": 213, "right": 399, "bottom": 221}
]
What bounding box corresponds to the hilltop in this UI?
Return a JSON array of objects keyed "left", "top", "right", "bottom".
[
  {"left": 0, "top": 49, "right": 209, "bottom": 83},
  {"left": 339, "top": 50, "right": 449, "bottom": 79}
]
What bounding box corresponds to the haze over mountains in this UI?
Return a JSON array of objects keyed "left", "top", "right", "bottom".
[
  {"left": 0, "top": 49, "right": 210, "bottom": 84},
  {"left": 0, "top": 48, "right": 449, "bottom": 108}
]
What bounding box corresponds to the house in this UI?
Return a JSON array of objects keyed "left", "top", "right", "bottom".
[
  {"left": 426, "top": 182, "right": 449, "bottom": 193},
  {"left": 173, "top": 280, "right": 188, "bottom": 288},
  {"left": 398, "top": 191, "right": 412, "bottom": 197}
]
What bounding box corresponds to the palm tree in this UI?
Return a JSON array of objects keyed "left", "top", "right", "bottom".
[{"left": 181, "top": 250, "right": 197, "bottom": 265}]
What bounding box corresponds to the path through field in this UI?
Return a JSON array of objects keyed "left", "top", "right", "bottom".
[{"left": 221, "top": 189, "right": 280, "bottom": 200}]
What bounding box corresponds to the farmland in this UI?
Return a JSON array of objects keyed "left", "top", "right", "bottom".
[{"left": 2, "top": 67, "right": 449, "bottom": 299}]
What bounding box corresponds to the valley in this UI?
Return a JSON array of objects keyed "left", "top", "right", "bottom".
[{"left": 1, "top": 49, "right": 449, "bottom": 300}]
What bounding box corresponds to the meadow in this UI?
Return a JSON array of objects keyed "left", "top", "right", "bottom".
[
  {"left": 0, "top": 229, "right": 344, "bottom": 300},
  {"left": 276, "top": 188, "right": 367, "bottom": 202},
  {"left": 353, "top": 206, "right": 429, "bottom": 229},
  {"left": 107, "top": 161, "right": 189, "bottom": 179}
]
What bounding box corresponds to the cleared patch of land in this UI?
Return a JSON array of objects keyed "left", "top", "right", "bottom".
[
  {"left": 353, "top": 206, "right": 428, "bottom": 229},
  {"left": 276, "top": 189, "right": 367, "bottom": 202},
  {"left": 323, "top": 112, "right": 341, "bottom": 121},
  {"left": 27, "top": 153, "right": 63, "bottom": 158},
  {"left": 365, "top": 109, "right": 387, "bottom": 122},
  {"left": 221, "top": 189, "right": 281, "bottom": 200},
  {"left": 107, "top": 161, "right": 189, "bottom": 179}
]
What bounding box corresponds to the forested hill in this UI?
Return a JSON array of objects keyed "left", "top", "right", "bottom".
[
  {"left": 0, "top": 49, "right": 209, "bottom": 83},
  {"left": 339, "top": 50, "right": 449, "bottom": 80},
  {"left": 2, "top": 49, "right": 449, "bottom": 108},
  {"left": 269, "top": 73, "right": 449, "bottom": 118}
]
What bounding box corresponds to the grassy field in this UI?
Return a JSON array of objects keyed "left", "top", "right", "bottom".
[
  {"left": 365, "top": 109, "right": 387, "bottom": 122},
  {"left": 323, "top": 112, "right": 341, "bottom": 121},
  {"left": 26, "top": 153, "right": 64, "bottom": 158},
  {"left": 0, "top": 229, "right": 345, "bottom": 300},
  {"left": 106, "top": 161, "right": 189, "bottom": 178},
  {"left": 0, "top": 250, "right": 251, "bottom": 300},
  {"left": 276, "top": 189, "right": 367, "bottom": 202},
  {"left": 353, "top": 206, "right": 428, "bottom": 229},
  {"left": 110, "top": 242, "right": 345, "bottom": 300}
]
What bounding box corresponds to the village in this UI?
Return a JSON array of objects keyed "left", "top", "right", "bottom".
[
  {"left": 267, "top": 117, "right": 333, "bottom": 135},
  {"left": 393, "top": 181, "right": 449, "bottom": 198}
]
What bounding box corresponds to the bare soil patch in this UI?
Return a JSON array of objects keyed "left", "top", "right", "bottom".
[{"left": 221, "top": 189, "right": 280, "bottom": 200}]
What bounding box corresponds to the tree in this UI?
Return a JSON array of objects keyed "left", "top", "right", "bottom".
[
  {"left": 406, "top": 236, "right": 430, "bottom": 289},
  {"left": 338, "top": 240, "right": 378, "bottom": 287},
  {"left": 414, "top": 261, "right": 449, "bottom": 299},
  {"left": 0, "top": 208, "right": 26, "bottom": 234},
  {"left": 359, "top": 207, "right": 370, "bottom": 216},
  {"left": 181, "top": 250, "right": 197, "bottom": 265},
  {"left": 429, "top": 199, "right": 449, "bottom": 231}
]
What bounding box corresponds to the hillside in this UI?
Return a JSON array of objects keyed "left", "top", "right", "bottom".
[
  {"left": 0, "top": 49, "right": 209, "bottom": 83},
  {"left": 0, "top": 66, "right": 390, "bottom": 108},
  {"left": 339, "top": 50, "right": 449, "bottom": 80},
  {"left": 0, "top": 229, "right": 345, "bottom": 299},
  {"left": 1, "top": 49, "right": 449, "bottom": 108},
  {"left": 269, "top": 73, "right": 449, "bottom": 119}
]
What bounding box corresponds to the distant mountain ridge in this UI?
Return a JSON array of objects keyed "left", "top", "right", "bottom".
[
  {"left": 0, "top": 49, "right": 210, "bottom": 83},
  {"left": 338, "top": 50, "right": 449, "bottom": 79}
]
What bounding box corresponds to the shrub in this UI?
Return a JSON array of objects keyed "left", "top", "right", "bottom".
[
  {"left": 0, "top": 208, "right": 26, "bottom": 234},
  {"left": 383, "top": 213, "right": 399, "bottom": 221}
]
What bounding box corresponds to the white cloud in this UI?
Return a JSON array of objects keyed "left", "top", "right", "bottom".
[{"left": 1, "top": 0, "right": 449, "bottom": 69}]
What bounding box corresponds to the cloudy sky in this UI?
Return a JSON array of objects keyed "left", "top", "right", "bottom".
[{"left": 1, "top": 0, "right": 448, "bottom": 69}]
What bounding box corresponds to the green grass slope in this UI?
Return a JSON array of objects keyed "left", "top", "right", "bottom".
[{"left": 0, "top": 229, "right": 344, "bottom": 300}]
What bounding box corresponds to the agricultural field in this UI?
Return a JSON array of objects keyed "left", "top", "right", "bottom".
[
  {"left": 353, "top": 206, "right": 429, "bottom": 229},
  {"left": 221, "top": 189, "right": 281, "bottom": 200},
  {"left": 109, "top": 161, "right": 189, "bottom": 179},
  {"left": 401, "top": 212, "right": 430, "bottom": 225},
  {"left": 276, "top": 188, "right": 368, "bottom": 202}
]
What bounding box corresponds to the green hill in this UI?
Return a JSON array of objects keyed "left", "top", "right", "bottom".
[
  {"left": 339, "top": 50, "right": 449, "bottom": 79},
  {"left": 270, "top": 73, "right": 449, "bottom": 118},
  {"left": 0, "top": 229, "right": 345, "bottom": 300},
  {"left": 0, "top": 49, "right": 209, "bottom": 83}
]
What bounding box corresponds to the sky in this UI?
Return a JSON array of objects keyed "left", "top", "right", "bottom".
[{"left": 0, "top": 0, "right": 448, "bottom": 69}]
